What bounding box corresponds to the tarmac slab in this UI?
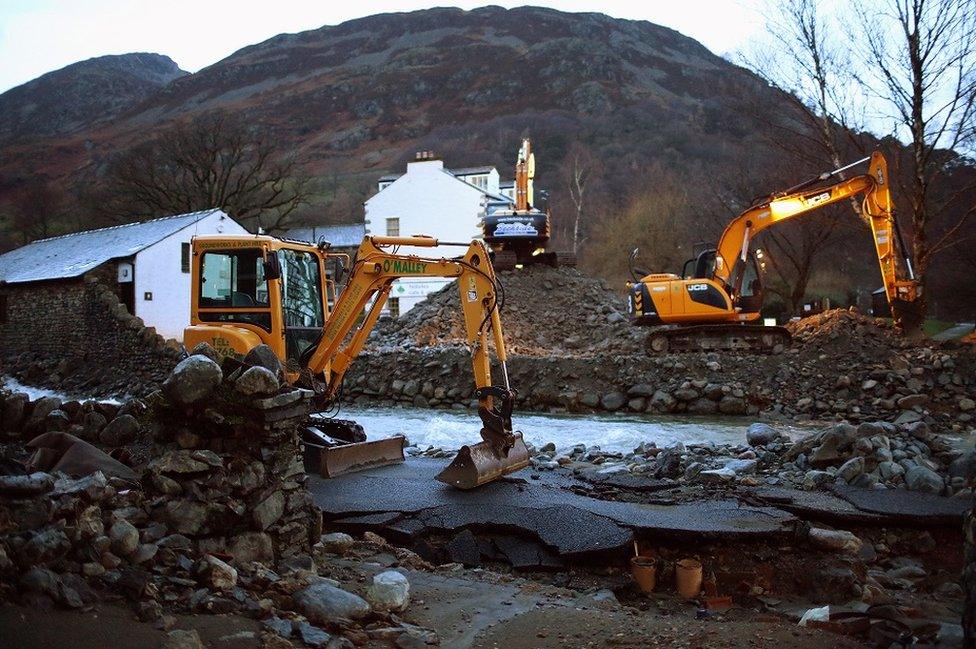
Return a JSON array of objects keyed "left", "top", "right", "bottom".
[
  {"left": 746, "top": 485, "right": 969, "bottom": 527},
  {"left": 309, "top": 458, "right": 797, "bottom": 561},
  {"left": 829, "top": 484, "right": 969, "bottom": 526}
]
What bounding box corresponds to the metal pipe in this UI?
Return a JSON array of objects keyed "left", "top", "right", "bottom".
[
  {"left": 784, "top": 156, "right": 872, "bottom": 194},
  {"left": 500, "top": 360, "right": 511, "bottom": 391}
]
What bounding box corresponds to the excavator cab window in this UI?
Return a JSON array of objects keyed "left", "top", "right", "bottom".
[
  {"left": 693, "top": 249, "right": 716, "bottom": 279},
  {"left": 733, "top": 253, "right": 764, "bottom": 314},
  {"left": 198, "top": 248, "right": 272, "bottom": 331},
  {"left": 277, "top": 248, "right": 325, "bottom": 363}
]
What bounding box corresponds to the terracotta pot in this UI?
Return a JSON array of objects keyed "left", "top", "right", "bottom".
[
  {"left": 675, "top": 558, "right": 703, "bottom": 599},
  {"left": 630, "top": 556, "right": 657, "bottom": 593}
]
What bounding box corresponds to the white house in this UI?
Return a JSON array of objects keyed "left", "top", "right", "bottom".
[
  {"left": 0, "top": 209, "right": 247, "bottom": 340},
  {"left": 366, "top": 152, "right": 507, "bottom": 315}
]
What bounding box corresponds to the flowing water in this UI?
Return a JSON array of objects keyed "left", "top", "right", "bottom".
[
  {"left": 3, "top": 376, "right": 807, "bottom": 453},
  {"left": 335, "top": 405, "right": 809, "bottom": 455}
]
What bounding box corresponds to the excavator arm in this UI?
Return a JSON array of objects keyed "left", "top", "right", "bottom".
[
  {"left": 713, "top": 152, "right": 921, "bottom": 329},
  {"left": 306, "top": 235, "right": 529, "bottom": 488}
]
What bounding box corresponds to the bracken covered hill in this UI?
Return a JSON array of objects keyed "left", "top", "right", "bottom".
[{"left": 0, "top": 7, "right": 784, "bottom": 204}]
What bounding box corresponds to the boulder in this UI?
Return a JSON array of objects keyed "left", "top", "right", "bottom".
[
  {"left": 648, "top": 390, "right": 676, "bottom": 412},
  {"left": 162, "top": 629, "right": 204, "bottom": 649},
  {"left": 196, "top": 554, "right": 238, "bottom": 590},
  {"left": 724, "top": 459, "right": 757, "bottom": 475},
  {"left": 809, "top": 528, "right": 862, "bottom": 555},
  {"left": 686, "top": 398, "right": 718, "bottom": 415},
  {"left": 627, "top": 384, "right": 656, "bottom": 397},
  {"left": 803, "top": 470, "right": 833, "bottom": 490},
  {"left": 321, "top": 532, "right": 356, "bottom": 556},
  {"left": 295, "top": 621, "right": 331, "bottom": 648},
  {"left": 163, "top": 355, "right": 222, "bottom": 406},
  {"left": 109, "top": 520, "right": 140, "bottom": 556},
  {"left": 600, "top": 392, "right": 627, "bottom": 411},
  {"left": 295, "top": 581, "right": 371, "bottom": 623},
  {"left": 243, "top": 344, "right": 283, "bottom": 377},
  {"left": 225, "top": 531, "right": 273, "bottom": 564},
  {"left": 2, "top": 392, "right": 29, "bottom": 432},
  {"left": 948, "top": 450, "right": 976, "bottom": 482},
  {"left": 746, "top": 423, "right": 778, "bottom": 447},
  {"left": 905, "top": 465, "right": 944, "bottom": 495},
  {"left": 253, "top": 490, "right": 285, "bottom": 530},
  {"left": 0, "top": 472, "right": 54, "bottom": 497},
  {"left": 718, "top": 395, "right": 747, "bottom": 415},
  {"left": 235, "top": 366, "right": 279, "bottom": 396},
  {"left": 698, "top": 468, "right": 735, "bottom": 484},
  {"left": 189, "top": 342, "right": 220, "bottom": 363},
  {"left": 99, "top": 414, "right": 140, "bottom": 447},
  {"left": 837, "top": 457, "right": 865, "bottom": 483},
  {"left": 366, "top": 570, "right": 410, "bottom": 612}
]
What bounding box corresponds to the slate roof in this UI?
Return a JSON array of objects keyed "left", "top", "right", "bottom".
[
  {"left": 0, "top": 209, "right": 225, "bottom": 284},
  {"left": 283, "top": 223, "right": 366, "bottom": 248},
  {"left": 377, "top": 166, "right": 496, "bottom": 185},
  {"left": 449, "top": 166, "right": 495, "bottom": 176}
]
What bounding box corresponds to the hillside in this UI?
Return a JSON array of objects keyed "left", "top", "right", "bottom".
[
  {"left": 3, "top": 6, "right": 972, "bottom": 317},
  {"left": 0, "top": 7, "right": 782, "bottom": 203},
  {"left": 0, "top": 53, "right": 187, "bottom": 141}
]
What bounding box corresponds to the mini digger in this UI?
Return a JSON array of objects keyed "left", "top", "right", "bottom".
[
  {"left": 628, "top": 152, "right": 922, "bottom": 352},
  {"left": 183, "top": 234, "right": 529, "bottom": 489}
]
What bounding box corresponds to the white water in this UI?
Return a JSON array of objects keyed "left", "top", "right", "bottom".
[
  {"left": 335, "top": 405, "right": 806, "bottom": 455},
  {"left": 3, "top": 376, "right": 804, "bottom": 454},
  {"left": 2, "top": 376, "right": 121, "bottom": 405}
]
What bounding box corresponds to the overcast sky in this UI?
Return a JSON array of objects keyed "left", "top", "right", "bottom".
[{"left": 0, "top": 1, "right": 765, "bottom": 93}]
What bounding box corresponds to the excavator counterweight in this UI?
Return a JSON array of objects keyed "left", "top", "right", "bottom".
[{"left": 184, "top": 234, "right": 529, "bottom": 488}]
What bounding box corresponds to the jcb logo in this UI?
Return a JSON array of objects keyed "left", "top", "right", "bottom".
[{"left": 687, "top": 284, "right": 708, "bottom": 292}]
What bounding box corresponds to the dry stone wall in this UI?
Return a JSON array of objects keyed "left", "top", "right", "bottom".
[{"left": 0, "top": 274, "right": 180, "bottom": 396}]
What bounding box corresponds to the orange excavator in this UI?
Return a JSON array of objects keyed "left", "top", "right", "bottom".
[
  {"left": 628, "top": 152, "right": 922, "bottom": 352},
  {"left": 183, "top": 234, "right": 529, "bottom": 489}
]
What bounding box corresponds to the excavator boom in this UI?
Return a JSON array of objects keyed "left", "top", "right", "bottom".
[
  {"left": 183, "top": 233, "right": 529, "bottom": 488},
  {"left": 628, "top": 151, "right": 922, "bottom": 351}
]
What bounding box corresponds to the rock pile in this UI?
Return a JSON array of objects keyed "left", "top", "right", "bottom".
[
  {"left": 0, "top": 346, "right": 442, "bottom": 648},
  {"left": 348, "top": 304, "right": 976, "bottom": 430},
  {"left": 368, "top": 265, "right": 643, "bottom": 357},
  {"left": 530, "top": 419, "right": 976, "bottom": 499}
]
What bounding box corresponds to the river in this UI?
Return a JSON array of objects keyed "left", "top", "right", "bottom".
[{"left": 3, "top": 376, "right": 805, "bottom": 454}]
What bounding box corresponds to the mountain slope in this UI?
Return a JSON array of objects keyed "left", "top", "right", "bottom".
[{"left": 0, "top": 53, "right": 187, "bottom": 140}]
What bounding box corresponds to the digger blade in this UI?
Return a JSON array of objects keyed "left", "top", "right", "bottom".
[
  {"left": 435, "top": 432, "right": 530, "bottom": 490},
  {"left": 309, "top": 436, "right": 406, "bottom": 478}
]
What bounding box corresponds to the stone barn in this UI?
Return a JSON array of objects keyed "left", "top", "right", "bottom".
[{"left": 0, "top": 209, "right": 247, "bottom": 395}]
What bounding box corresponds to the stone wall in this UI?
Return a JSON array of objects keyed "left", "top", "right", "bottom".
[
  {"left": 0, "top": 272, "right": 180, "bottom": 396},
  {"left": 343, "top": 344, "right": 976, "bottom": 430}
]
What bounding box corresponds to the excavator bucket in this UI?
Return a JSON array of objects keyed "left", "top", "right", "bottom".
[
  {"left": 304, "top": 436, "right": 406, "bottom": 478},
  {"left": 435, "top": 433, "right": 530, "bottom": 489},
  {"left": 436, "top": 387, "right": 531, "bottom": 489}
]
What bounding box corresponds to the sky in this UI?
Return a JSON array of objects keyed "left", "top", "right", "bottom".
[{"left": 0, "top": 0, "right": 765, "bottom": 93}]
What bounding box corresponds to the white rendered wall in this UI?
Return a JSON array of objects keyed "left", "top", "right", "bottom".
[
  {"left": 365, "top": 159, "right": 486, "bottom": 314},
  {"left": 133, "top": 211, "right": 248, "bottom": 340}
]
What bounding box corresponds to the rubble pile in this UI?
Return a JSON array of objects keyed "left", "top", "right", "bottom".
[
  {"left": 529, "top": 419, "right": 976, "bottom": 499},
  {"left": 350, "top": 301, "right": 976, "bottom": 430},
  {"left": 368, "top": 266, "right": 644, "bottom": 356},
  {"left": 0, "top": 346, "right": 445, "bottom": 647}
]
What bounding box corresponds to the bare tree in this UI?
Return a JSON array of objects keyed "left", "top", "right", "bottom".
[
  {"left": 736, "top": 0, "right": 877, "bottom": 315},
  {"left": 101, "top": 111, "right": 311, "bottom": 231},
  {"left": 562, "top": 142, "right": 602, "bottom": 254},
  {"left": 6, "top": 182, "right": 68, "bottom": 244},
  {"left": 854, "top": 0, "right": 976, "bottom": 320}
]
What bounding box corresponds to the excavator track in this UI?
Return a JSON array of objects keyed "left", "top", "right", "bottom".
[{"left": 647, "top": 324, "right": 791, "bottom": 354}]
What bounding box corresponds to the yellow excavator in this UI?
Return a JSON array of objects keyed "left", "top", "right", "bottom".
[
  {"left": 183, "top": 234, "right": 529, "bottom": 489},
  {"left": 628, "top": 152, "right": 922, "bottom": 352},
  {"left": 483, "top": 138, "right": 577, "bottom": 270}
]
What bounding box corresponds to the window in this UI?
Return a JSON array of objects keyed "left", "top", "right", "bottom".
[
  {"left": 387, "top": 297, "right": 400, "bottom": 318},
  {"left": 181, "top": 242, "right": 191, "bottom": 273},
  {"left": 199, "top": 249, "right": 269, "bottom": 308},
  {"left": 386, "top": 217, "right": 400, "bottom": 237},
  {"left": 278, "top": 248, "right": 325, "bottom": 361}
]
